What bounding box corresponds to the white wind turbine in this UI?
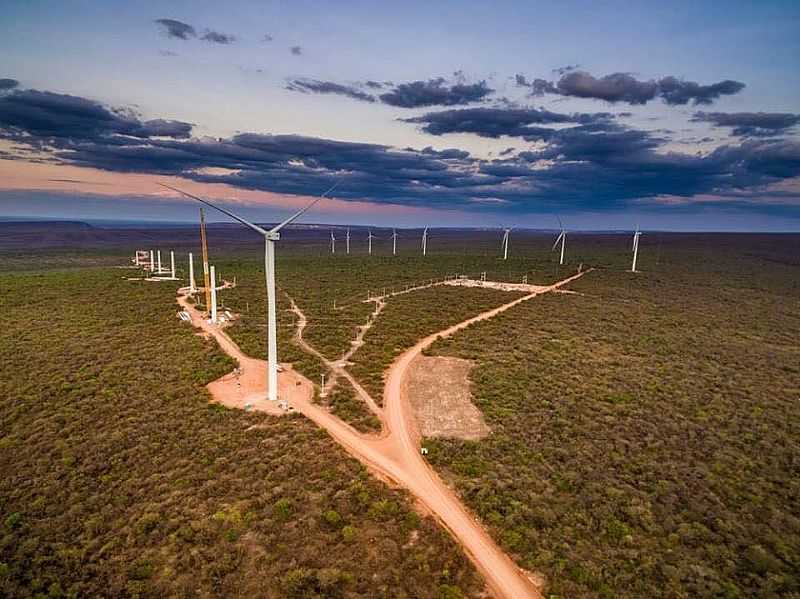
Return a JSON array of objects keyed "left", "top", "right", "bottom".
[
  {"left": 501, "top": 227, "right": 511, "bottom": 260},
  {"left": 422, "top": 227, "right": 428, "bottom": 256},
  {"left": 346, "top": 228, "right": 351, "bottom": 255},
  {"left": 552, "top": 218, "right": 566, "bottom": 265},
  {"left": 392, "top": 228, "right": 398, "bottom": 256},
  {"left": 160, "top": 182, "right": 339, "bottom": 401},
  {"left": 367, "top": 229, "right": 375, "bottom": 255},
  {"left": 631, "top": 225, "right": 642, "bottom": 272},
  {"left": 330, "top": 230, "right": 336, "bottom": 254}
]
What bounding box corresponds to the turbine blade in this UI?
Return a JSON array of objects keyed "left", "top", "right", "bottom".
[
  {"left": 269, "top": 181, "right": 340, "bottom": 234},
  {"left": 159, "top": 183, "right": 268, "bottom": 236},
  {"left": 552, "top": 231, "right": 564, "bottom": 250}
]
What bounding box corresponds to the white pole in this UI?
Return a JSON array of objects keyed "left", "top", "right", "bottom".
[
  {"left": 170, "top": 251, "right": 176, "bottom": 279},
  {"left": 149, "top": 250, "right": 154, "bottom": 272},
  {"left": 422, "top": 228, "right": 427, "bottom": 256},
  {"left": 632, "top": 233, "right": 640, "bottom": 272},
  {"left": 210, "top": 265, "right": 218, "bottom": 323},
  {"left": 189, "top": 253, "right": 196, "bottom": 292},
  {"left": 393, "top": 230, "right": 397, "bottom": 256},
  {"left": 157, "top": 250, "right": 162, "bottom": 274},
  {"left": 346, "top": 229, "right": 350, "bottom": 254},
  {"left": 560, "top": 233, "right": 566, "bottom": 265},
  {"left": 331, "top": 232, "right": 335, "bottom": 254},
  {"left": 265, "top": 238, "right": 278, "bottom": 401},
  {"left": 503, "top": 232, "right": 508, "bottom": 260},
  {"left": 368, "top": 232, "right": 372, "bottom": 255}
]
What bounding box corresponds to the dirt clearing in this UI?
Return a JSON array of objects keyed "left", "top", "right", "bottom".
[{"left": 405, "top": 355, "right": 490, "bottom": 440}]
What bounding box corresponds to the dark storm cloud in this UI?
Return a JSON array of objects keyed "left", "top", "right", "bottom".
[
  {"left": 201, "top": 30, "right": 236, "bottom": 44},
  {"left": 154, "top": 19, "right": 196, "bottom": 40},
  {"left": 1, "top": 86, "right": 798, "bottom": 214},
  {"left": 0, "top": 89, "right": 193, "bottom": 141},
  {"left": 518, "top": 70, "right": 745, "bottom": 105},
  {"left": 0, "top": 79, "right": 19, "bottom": 91},
  {"left": 285, "top": 79, "right": 376, "bottom": 103},
  {"left": 290, "top": 45, "right": 303, "bottom": 55},
  {"left": 418, "top": 146, "right": 470, "bottom": 159},
  {"left": 692, "top": 111, "right": 800, "bottom": 137},
  {"left": 555, "top": 71, "right": 659, "bottom": 104},
  {"left": 657, "top": 77, "right": 745, "bottom": 105},
  {"left": 379, "top": 78, "right": 493, "bottom": 108},
  {"left": 405, "top": 107, "right": 613, "bottom": 138}
]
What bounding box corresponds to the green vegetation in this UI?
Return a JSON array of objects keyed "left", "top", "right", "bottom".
[
  {"left": 0, "top": 264, "right": 482, "bottom": 597},
  {"left": 426, "top": 236, "right": 800, "bottom": 598},
  {"left": 348, "top": 285, "right": 525, "bottom": 403}
]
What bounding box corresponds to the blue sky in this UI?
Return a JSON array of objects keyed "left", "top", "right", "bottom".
[{"left": 0, "top": 0, "right": 799, "bottom": 230}]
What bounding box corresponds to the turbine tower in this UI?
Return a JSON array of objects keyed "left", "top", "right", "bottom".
[
  {"left": 346, "top": 228, "right": 351, "bottom": 255},
  {"left": 209, "top": 265, "right": 218, "bottom": 323},
  {"left": 422, "top": 227, "right": 428, "bottom": 256},
  {"left": 367, "top": 229, "right": 374, "bottom": 255},
  {"left": 200, "top": 208, "right": 212, "bottom": 315},
  {"left": 631, "top": 226, "right": 642, "bottom": 272},
  {"left": 501, "top": 228, "right": 511, "bottom": 260},
  {"left": 160, "top": 182, "right": 337, "bottom": 402},
  {"left": 392, "top": 228, "right": 398, "bottom": 256},
  {"left": 188, "top": 252, "right": 196, "bottom": 293},
  {"left": 149, "top": 250, "right": 154, "bottom": 272},
  {"left": 552, "top": 218, "right": 566, "bottom": 265},
  {"left": 330, "top": 230, "right": 336, "bottom": 254}
]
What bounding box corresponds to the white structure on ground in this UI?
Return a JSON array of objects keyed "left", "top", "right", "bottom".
[
  {"left": 160, "top": 181, "right": 337, "bottom": 402},
  {"left": 553, "top": 225, "right": 566, "bottom": 266},
  {"left": 209, "top": 265, "right": 218, "bottom": 323},
  {"left": 501, "top": 228, "right": 511, "bottom": 260},
  {"left": 631, "top": 226, "right": 642, "bottom": 272},
  {"left": 149, "top": 250, "right": 154, "bottom": 272},
  {"left": 157, "top": 250, "right": 163, "bottom": 274},
  {"left": 330, "top": 230, "right": 336, "bottom": 254},
  {"left": 346, "top": 228, "right": 351, "bottom": 255},
  {"left": 422, "top": 227, "right": 428, "bottom": 256},
  {"left": 367, "top": 229, "right": 374, "bottom": 255},
  {"left": 189, "top": 252, "right": 196, "bottom": 293},
  {"left": 392, "top": 229, "right": 398, "bottom": 256}
]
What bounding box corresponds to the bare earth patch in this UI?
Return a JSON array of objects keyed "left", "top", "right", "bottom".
[{"left": 405, "top": 355, "right": 490, "bottom": 440}]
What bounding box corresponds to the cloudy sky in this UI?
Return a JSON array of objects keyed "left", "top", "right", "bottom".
[{"left": 1, "top": 0, "right": 799, "bottom": 230}]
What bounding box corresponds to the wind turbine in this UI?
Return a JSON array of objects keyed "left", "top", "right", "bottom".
[
  {"left": 330, "top": 230, "right": 336, "bottom": 254},
  {"left": 631, "top": 225, "right": 642, "bottom": 272},
  {"left": 501, "top": 228, "right": 511, "bottom": 260},
  {"left": 392, "top": 228, "right": 398, "bottom": 256},
  {"left": 552, "top": 218, "right": 566, "bottom": 265},
  {"left": 367, "top": 229, "right": 375, "bottom": 255},
  {"left": 160, "top": 181, "right": 338, "bottom": 401},
  {"left": 346, "top": 228, "right": 351, "bottom": 255},
  {"left": 422, "top": 227, "right": 428, "bottom": 256}
]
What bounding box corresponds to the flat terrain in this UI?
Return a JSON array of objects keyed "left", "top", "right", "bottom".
[
  {"left": 0, "top": 266, "right": 482, "bottom": 598},
  {"left": 406, "top": 355, "right": 490, "bottom": 441},
  {"left": 1, "top": 227, "right": 798, "bottom": 598}
]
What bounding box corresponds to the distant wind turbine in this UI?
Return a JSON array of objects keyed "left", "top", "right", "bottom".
[
  {"left": 631, "top": 225, "right": 642, "bottom": 272},
  {"left": 552, "top": 218, "right": 566, "bottom": 265},
  {"left": 367, "top": 229, "right": 375, "bottom": 255},
  {"left": 160, "top": 181, "right": 339, "bottom": 401},
  {"left": 422, "top": 227, "right": 428, "bottom": 256},
  {"left": 330, "top": 230, "right": 336, "bottom": 254},
  {"left": 346, "top": 228, "right": 351, "bottom": 255},
  {"left": 392, "top": 228, "right": 398, "bottom": 256},
  {"left": 501, "top": 227, "right": 511, "bottom": 260}
]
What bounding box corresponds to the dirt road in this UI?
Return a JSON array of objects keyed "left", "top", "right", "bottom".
[{"left": 178, "top": 270, "right": 589, "bottom": 599}]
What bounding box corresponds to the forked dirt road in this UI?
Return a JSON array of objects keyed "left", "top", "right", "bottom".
[{"left": 177, "top": 270, "right": 589, "bottom": 599}]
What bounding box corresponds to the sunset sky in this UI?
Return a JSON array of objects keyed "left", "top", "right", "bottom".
[{"left": 1, "top": 0, "right": 799, "bottom": 230}]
